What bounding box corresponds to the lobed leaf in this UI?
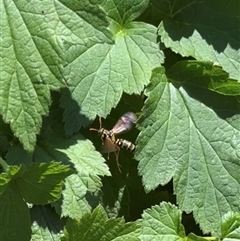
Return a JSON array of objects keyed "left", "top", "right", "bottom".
[
  {"left": 17, "top": 162, "right": 74, "bottom": 204},
  {"left": 62, "top": 205, "right": 141, "bottom": 241},
  {"left": 136, "top": 67, "right": 240, "bottom": 234},
  {"left": 5, "top": 133, "right": 111, "bottom": 219},
  {"left": 36, "top": 134, "right": 111, "bottom": 219},
  {"left": 0, "top": 0, "right": 66, "bottom": 152},
  {"left": 157, "top": 0, "right": 240, "bottom": 81},
  {"left": 140, "top": 202, "right": 185, "bottom": 241},
  {"left": 0, "top": 182, "right": 31, "bottom": 241},
  {"left": 0, "top": 165, "right": 23, "bottom": 195},
  {"left": 101, "top": 0, "right": 149, "bottom": 26},
  {"left": 141, "top": 203, "right": 240, "bottom": 240},
  {"left": 0, "top": 162, "right": 73, "bottom": 205},
  {"left": 167, "top": 61, "right": 240, "bottom": 96},
  {"left": 31, "top": 205, "right": 65, "bottom": 241},
  {"left": 61, "top": 0, "right": 163, "bottom": 134},
  {"left": 221, "top": 212, "right": 240, "bottom": 240}
]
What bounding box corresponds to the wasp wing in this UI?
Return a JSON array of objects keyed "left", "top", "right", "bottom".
[
  {"left": 101, "top": 137, "right": 119, "bottom": 154},
  {"left": 111, "top": 112, "right": 137, "bottom": 135}
]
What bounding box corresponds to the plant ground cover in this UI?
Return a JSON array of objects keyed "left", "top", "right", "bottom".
[{"left": 0, "top": 0, "right": 240, "bottom": 240}]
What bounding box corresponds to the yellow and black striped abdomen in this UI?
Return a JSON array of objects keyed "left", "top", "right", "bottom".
[{"left": 115, "top": 139, "right": 135, "bottom": 151}]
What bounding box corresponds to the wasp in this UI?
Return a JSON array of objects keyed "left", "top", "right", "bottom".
[
  {"left": 115, "top": 139, "right": 135, "bottom": 152},
  {"left": 90, "top": 112, "right": 137, "bottom": 171}
]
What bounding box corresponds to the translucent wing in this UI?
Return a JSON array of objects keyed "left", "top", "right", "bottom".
[
  {"left": 111, "top": 112, "right": 137, "bottom": 135},
  {"left": 101, "top": 137, "right": 119, "bottom": 153}
]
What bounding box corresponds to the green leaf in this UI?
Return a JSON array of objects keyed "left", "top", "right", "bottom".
[
  {"left": 167, "top": 61, "right": 240, "bottom": 96},
  {"left": 0, "top": 157, "right": 9, "bottom": 173},
  {"left": 58, "top": 0, "right": 112, "bottom": 43},
  {"left": 0, "top": 162, "right": 72, "bottom": 240},
  {"left": 0, "top": 134, "right": 10, "bottom": 155},
  {"left": 221, "top": 212, "right": 240, "bottom": 240},
  {"left": 5, "top": 134, "right": 111, "bottom": 218},
  {"left": 36, "top": 134, "right": 111, "bottom": 219},
  {"left": 141, "top": 202, "right": 210, "bottom": 241},
  {"left": 62, "top": 205, "right": 141, "bottom": 241},
  {"left": 31, "top": 205, "right": 65, "bottom": 241},
  {"left": 5, "top": 145, "right": 34, "bottom": 166},
  {"left": 101, "top": 0, "right": 149, "bottom": 26},
  {"left": 0, "top": 162, "right": 73, "bottom": 204},
  {"left": 0, "top": 165, "right": 22, "bottom": 195},
  {"left": 136, "top": 67, "right": 240, "bottom": 234},
  {"left": 101, "top": 173, "right": 129, "bottom": 218},
  {"left": 140, "top": 202, "right": 186, "bottom": 241},
  {"left": 0, "top": 183, "right": 31, "bottom": 241},
  {"left": 61, "top": 0, "right": 163, "bottom": 133},
  {"left": 158, "top": 0, "right": 240, "bottom": 80},
  {"left": 17, "top": 162, "right": 74, "bottom": 204},
  {"left": 0, "top": 0, "right": 66, "bottom": 152},
  {"left": 187, "top": 233, "right": 210, "bottom": 241}
]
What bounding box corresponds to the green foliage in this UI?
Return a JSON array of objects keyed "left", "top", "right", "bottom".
[
  {"left": 136, "top": 67, "right": 240, "bottom": 233},
  {"left": 221, "top": 212, "right": 240, "bottom": 240},
  {"left": 0, "top": 162, "right": 73, "bottom": 241},
  {"left": 157, "top": 0, "right": 240, "bottom": 80},
  {"left": 62, "top": 205, "right": 141, "bottom": 241},
  {"left": 0, "top": 0, "right": 240, "bottom": 240}
]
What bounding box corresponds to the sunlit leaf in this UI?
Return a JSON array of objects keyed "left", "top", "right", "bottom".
[
  {"left": 140, "top": 202, "right": 186, "bottom": 241},
  {"left": 62, "top": 205, "right": 141, "bottom": 241},
  {"left": 136, "top": 67, "right": 240, "bottom": 234},
  {"left": 158, "top": 0, "right": 240, "bottom": 80},
  {"left": 167, "top": 61, "right": 240, "bottom": 96},
  {"left": 61, "top": 0, "right": 163, "bottom": 133},
  {"left": 0, "top": 0, "right": 66, "bottom": 152}
]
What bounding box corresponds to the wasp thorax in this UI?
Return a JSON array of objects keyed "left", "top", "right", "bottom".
[{"left": 98, "top": 128, "right": 114, "bottom": 140}]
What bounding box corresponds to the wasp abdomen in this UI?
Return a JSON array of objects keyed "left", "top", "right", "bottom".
[{"left": 115, "top": 139, "right": 135, "bottom": 151}]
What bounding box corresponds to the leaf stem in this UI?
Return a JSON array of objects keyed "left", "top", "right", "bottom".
[
  {"left": 0, "top": 157, "right": 9, "bottom": 172},
  {"left": 203, "top": 237, "right": 219, "bottom": 241}
]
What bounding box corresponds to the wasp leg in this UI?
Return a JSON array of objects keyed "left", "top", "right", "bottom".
[{"left": 114, "top": 146, "right": 121, "bottom": 172}]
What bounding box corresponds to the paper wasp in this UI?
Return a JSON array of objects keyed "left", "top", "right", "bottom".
[
  {"left": 114, "top": 139, "right": 135, "bottom": 152},
  {"left": 90, "top": 112, "right": 137, "bottom": 171}
]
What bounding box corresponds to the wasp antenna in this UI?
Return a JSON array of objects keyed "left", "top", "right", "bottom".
[
  {"left": 89, "top": 128, "right": 99, "bottom": 132},
  {"left": 99, "top": 117, "right": 102, "bottom": 128}
]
